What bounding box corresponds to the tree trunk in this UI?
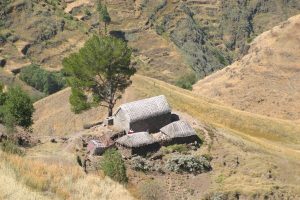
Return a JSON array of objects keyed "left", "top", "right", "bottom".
[
  {"left": 104, "top": 22, "right": 107, "bottom": 35},
  {"left": 108, "top": 104, "right": 113, "bottom": 117}
]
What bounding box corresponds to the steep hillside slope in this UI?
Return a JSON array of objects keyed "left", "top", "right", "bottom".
[
  {"left": 194, "top": 15, "right": 300, "bottom": 120},
  {"left": 33, "top": 88, "right": 106, "bottom": 136},
  {"left": 1, "top": 0, "right": 299, "bottom": 84},
  {"left": 0, "top": 0, "right": 90, "bottom": 72},
  {"left": 32, "top": 74, "right": 300, "bottom": 198}
]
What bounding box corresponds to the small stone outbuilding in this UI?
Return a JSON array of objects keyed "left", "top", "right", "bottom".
[
  {"left": 116, "top": 132, "right": 160, "bottom": 157},
  {"left": 87, "top": 137, "right": 114, "bottom": 155},
  {"left": 160, "top": 120, "right": 200, "bottom": 145},
  {"left": 114, "top": 95, "right": 171, "bottom": 133}
]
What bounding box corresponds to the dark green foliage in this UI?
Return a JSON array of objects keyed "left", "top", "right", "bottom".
[
  {"left": 97, "top": 1, "right": 111, "bottom": 34},
  {"left": 69, "top": 88, "right": 90, "bottom": 114},
  {"left": 19, "top": 64, "right": 65, "bottom": 95},
  {"left": 63, "top": 35, "right": 135, "bottom": 116},
  {"left": 176, "top": 73, "right": 197, "bottom": 90},
  {"left": 1, "top": 139, "right": 25, "bottom": 156},
  {"left": 76, "top": 155, "right": 83, "bottom": 167},
  {"left": 100, "top": 148, "right": 128, "bottom": 183},
  {"left": 100, "top": 5, "right": 111, "bottom": 24},
  {"left": 0, "top": 86, "right": 35, "bottom": 132},
  {"left": 0, "top": 83, "right": 6, "bottom": 105}
]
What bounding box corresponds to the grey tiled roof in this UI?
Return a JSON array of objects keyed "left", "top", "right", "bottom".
[{"left": 115, "top": 95, "right": 171, "bottom": 123}]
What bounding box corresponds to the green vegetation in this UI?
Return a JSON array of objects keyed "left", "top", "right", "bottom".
[
  {"left": 19, "top": 64, "right": 65, "bottom": 95},
  {"left": 131, "top": 156, "right": 152, "bottom": 172},
  {"left": 166, "top": 155, "right": 212, "bottom": 174},
  {"left": 100, "top": 148, "right": 128, "bottom": 183},
  {"left": 63, "top": 35, "right": 135, "bottom": 116},
  {"left": 164, "top": 144, "right": 189, "bottom": 154},
  {"left": 176, "top": 73, "right": 197, "bottom": 90},
  {"left": 97, "top": 1, "right": 111, "bottom": 35},
  {"left": 1, "top": 140, "right": 25, "bottom": 156},
  {"left": 0, "top": 85, "right": 34, "bottom": 132}
]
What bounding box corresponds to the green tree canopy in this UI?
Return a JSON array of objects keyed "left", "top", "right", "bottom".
[
  {"left": 19, "top": 64, "right": 65, "bottom": 95},
  {"left": 0, "top": 86, "right": 35, "bottom": 132},
  {"left": 62, "top": 35, "right": 135, "bottom": 116}
]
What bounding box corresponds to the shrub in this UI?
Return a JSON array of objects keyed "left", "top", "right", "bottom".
[
  {"left": 1, "top": 140, "right": 25, "bottom": 156},
  {"left": 175, "top": 73, "right": 197, "bottom": 90},
  {"left": 166, "top": 155, "right": 212, "bottom": 174},
  {"left": 138, "top": 180, "right": 166, "bottom": 200},
  {"left": 19, "top": 64, "right": 65, "bottom": 95},
  {"left": 1, "top": 86, "right": 35, "bottom": 132},
  {"left": 101, "top": 148, "right": 128, "bottom": 183},
  {"left": 131, "top": 156, "right": 152, "bottom": 172}
]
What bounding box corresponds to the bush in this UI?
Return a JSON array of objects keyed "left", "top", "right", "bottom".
[
  {"left": 101, "top": 148, "right": 128, "bottom": 183},
  {"left": 166, "top": 155, "right": 212, "bottom": 174},
  {"left": 138, "top": 180, "right": 166, "bottom": 200},
  {"left": 131, "top": 156, "right": 152, "bottom": 172},
  {"left": 0, "top": 86, "right": 35, "bottom": 132},
  {"left": 1, "top": 140, "right": 25, "bottom": 156},
  {"left": 19, "top": 64, "right": 65, "bottom": 95},
  {"left": 175, "top": 73, "right": 197, "bottom": 90}
]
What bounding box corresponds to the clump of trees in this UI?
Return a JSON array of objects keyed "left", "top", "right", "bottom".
[
  {"left": 0, "top": 83, "right": 35, "bottom": 132},
  {"left": 176, "top": 73, "right": 197, "bottom": 90},
  {"left": 19, "top": 64, "right": 65, "bottom": 95},
  {"left": 63, "top": 35, "right": 135, "bottom": 116},
  {"left": 100, "top": 148, "right": 128, "bottom": 183}
]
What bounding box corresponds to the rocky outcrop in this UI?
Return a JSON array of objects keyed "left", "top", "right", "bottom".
[{"left": 156, "top": 4, "right": 231, "bottom": 78}]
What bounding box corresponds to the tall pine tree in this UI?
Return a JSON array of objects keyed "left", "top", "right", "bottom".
[{"left": 62, "top": 35, "right": 135, "bottom": 116}]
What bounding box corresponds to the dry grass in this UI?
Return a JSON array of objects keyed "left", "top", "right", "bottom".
[
  {"left": 130, "top": 75, "right": 300, "bottom": 160},
  {"left": 194, "top": 14, "right": 300, "bottom": 121},
  {"left": 33, "top": 88, "right": 107, "bottom": 136},
  {"left": 0, "top": 151, "right": 135, "bottom": 200},
  {"left": 0, "top": 161, "right": 51, "bottom": 200}
]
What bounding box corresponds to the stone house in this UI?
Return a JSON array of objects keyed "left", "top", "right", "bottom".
[{"left": 113, "top": 95, "right": 171, "bottom": 133}]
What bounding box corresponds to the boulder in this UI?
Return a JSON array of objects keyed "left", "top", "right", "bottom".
[
  {"left": 0, "top": 57, "right": 6, "bottom": 67},
  {"left": 0, "top": 132, "right": 8, "bottom": 142}
]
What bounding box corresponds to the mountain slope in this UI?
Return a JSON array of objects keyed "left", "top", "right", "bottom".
[
  {"left": 194, "top": 15, "right": 300, "bottom": 120},
  {"left": 31, "top": 74, "right": 300, "bottom": 198},
  {"left": 1, "top": 0, "right": 300, "bottom": 84}
]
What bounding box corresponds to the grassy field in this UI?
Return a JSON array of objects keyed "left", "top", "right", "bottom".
[{"left": 0, "top": 149, "right": 134, "bottom": 200}]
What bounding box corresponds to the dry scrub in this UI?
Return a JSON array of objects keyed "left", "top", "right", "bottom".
[{"left": 0, "top": 151, "right": 134, "bottom": 200}]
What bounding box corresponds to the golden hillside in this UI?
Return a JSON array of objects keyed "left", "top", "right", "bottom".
[
  {"left": 29, "top": 74, "right": 300, "bottom": 198},
  {"left": 194, "top": 15, "right": 300, "bottom": 121}
]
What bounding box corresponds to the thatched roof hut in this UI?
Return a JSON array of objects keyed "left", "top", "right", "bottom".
[
  {"left": 116, "top": 132, "right": 160, "bottom": 157},
  {"left": 160, "top": 120, "right": 196, "bottom": 138},
  {"left": 160, "top": 121, "right": 200, "bottom": 145},
  {"left": 116, "top": 132, "right": 156, "bottom": 148},
  {"left": 114, "top": 95, "right": 172, "bottom": 133}
]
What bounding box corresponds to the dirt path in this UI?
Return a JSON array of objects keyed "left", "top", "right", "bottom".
[{"left": 64, "top": 0, "right": 93, "bottom": 13}]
